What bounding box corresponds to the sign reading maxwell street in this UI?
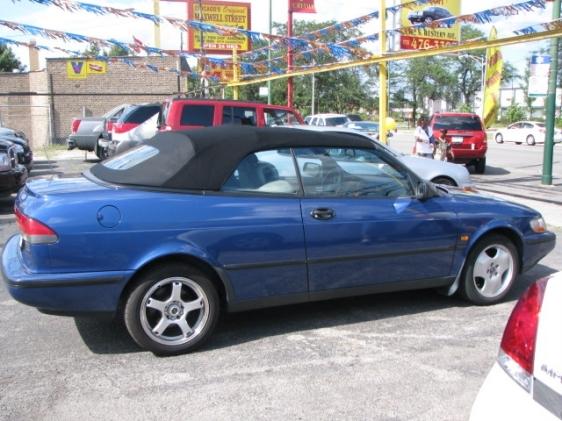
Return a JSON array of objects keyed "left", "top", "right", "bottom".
[
  {"left": 400, "top": 0, "right": 460, "bottom": 50},
  {"left": 187, "top": 0, "right": 251, "bottom": 55}
]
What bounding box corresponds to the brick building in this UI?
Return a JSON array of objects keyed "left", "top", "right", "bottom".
[{"left": 0, "top": 55, "right": 188, "bottom": 148}]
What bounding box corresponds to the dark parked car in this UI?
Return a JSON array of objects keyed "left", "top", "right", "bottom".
[
  {"left": 2, "top": 127, "right": 555, "bottom": 355},
  {"left": 408, "top": 6, "right": 453, "bottom": 25},
  {"left": 67, "top": 103, "right": 130, "bottom": 159},
  {"left": 0, "top": 133, "right": 33, "bottom": 172},
  {"left": 0, "top": 139, "right": 27, "bottom": 196}
]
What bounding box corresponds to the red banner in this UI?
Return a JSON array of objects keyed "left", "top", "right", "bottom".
[{"left": 289, "top": 0, "right": 316, "bottom": 13}]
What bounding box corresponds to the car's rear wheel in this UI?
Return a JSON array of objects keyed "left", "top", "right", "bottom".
[
  {"left": 526, "top": 135, "right": 536, "bottom": 146},
  {"left": 431, "top": 176, "right": 456, "bottom": 186},
  {"left": 460, "top": 234, "right": 519, "bottom": 305},
  {"left": 495, "top": 133, "right": 503, "bottom": 144},
  {"left": 94, "top": 138, "right": 108, "bottom": 160},
  {"left": 124, "top": 263, "right": 219, "bottom": 355},
  {"left": 474, "top": 158, "right": 486, "bottom": 174}
]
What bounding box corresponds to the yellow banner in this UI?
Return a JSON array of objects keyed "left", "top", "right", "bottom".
[
  {"left": 483, "top": 27, "right": 503, "bottom": 128},
  {"left": 66, "top": 60, "right": 87, "bottom": 79},
  {"left": 188, "top": 1, "right": 251, "bottom": 54},
  {"left": 86, "top": 60, "right": 107, "bottom": 75},
  {"left": 400, "top": 0, "right": 460, "bottom": 50}
]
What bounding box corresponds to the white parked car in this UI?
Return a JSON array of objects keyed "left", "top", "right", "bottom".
[
  {"left": 471, "top": 272, "right": 562, "bottom": 421},
  {"left": 288, "top": 126, "right": 473, "bottom": 188},
  {"left": 494, "top": 121, "right": 562, "bottom": 146},
  {"left": 307, "top": 113, "right": 351, "bottom": 127}
]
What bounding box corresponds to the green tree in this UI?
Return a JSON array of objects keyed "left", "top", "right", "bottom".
[
  {"left": 505, "top": 103, "right": 526, "bottom": 123},
  {"left": 82, "top": 42, "right": 104, "bottom": 57},
  {"left": 0, "top": 44, "right": 24, "bottom": 72},
  {"left": 454, "top": 25, "right": 486, "bottom": 107},
  {"left": 107, "top": 44, "right": 130, "bottom": 56},
  {"left": 239, "top": 20, "right": 375, "bottom": 116}
]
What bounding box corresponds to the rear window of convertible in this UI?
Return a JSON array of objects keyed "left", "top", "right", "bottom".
[{"left": 102, "top": 145, "right": 159, "bottom": 170}]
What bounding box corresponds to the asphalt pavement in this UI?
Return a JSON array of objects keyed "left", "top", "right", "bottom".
[{"left": 0, "top": 141, "right": 560, "bottom": 421}]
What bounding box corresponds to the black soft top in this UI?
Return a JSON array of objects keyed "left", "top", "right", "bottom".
[{"left": 89, "top": 126, "right": 375, "bottom": 191}]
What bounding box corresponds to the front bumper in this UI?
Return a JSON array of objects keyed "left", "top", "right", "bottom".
[
  {"left": 0, "top": 165, "right": 27, "bottom": 195},
  {"left": 2, "top": 235, "right": 133, "bottom": 314},
  {"left": 522, "top": 231, "right": 556, "bottom": 273}
]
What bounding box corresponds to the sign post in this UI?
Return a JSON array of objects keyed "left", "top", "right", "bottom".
[
  {"left": 379, "top": 0, "right": 388, "bottom": 145},
  {"left": 542, "top": 0, "right": 560, "bottom": 185}
]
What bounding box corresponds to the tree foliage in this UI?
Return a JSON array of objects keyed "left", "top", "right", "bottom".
[{"left": 0, "top": 44, "right": 24, "bottom": 72}]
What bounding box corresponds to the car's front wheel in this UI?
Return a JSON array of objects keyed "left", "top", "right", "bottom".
[
  {"left": 460, "top": 235, "right": 519, "bottom": 305},
  {"left": 124, "top": 263, "right": 220, "bottom": 355},
  {"left": 431, "top": 176, "right": 456, "bottom": 186},
  {"left": 526, "top": 135, "right": 536, "bottom": 146},
  {"left": 495, "top": 133, "right": 503, "bottom": 144}
]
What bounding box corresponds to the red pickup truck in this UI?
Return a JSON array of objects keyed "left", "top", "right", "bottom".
[{"left": 158, "top": 98, "right": 304, "bottom": 131}]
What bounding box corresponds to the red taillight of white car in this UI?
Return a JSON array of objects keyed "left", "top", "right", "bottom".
[
  {"left": 14, "top": 207, "right": 58, "bottom": 245},
  {"left": 70, "top": 118, "right": 81, "bottom": 134},
  {"left": 112, "top": 122, "right": 138, "bottom": 134},
  {"left": 498, "top": 277, "right": 548, "bottom": 392}
]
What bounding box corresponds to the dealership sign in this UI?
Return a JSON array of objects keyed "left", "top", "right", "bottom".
[
  {"left": 289, "top": 0, "right": 316, "bottom": 13},
  {"left": 400, "top": 0, "right": 460, "bottom": 50},
  {"left": 528, "top": 54, "right": 551, "bottom": 97},
  {"left": 66, "top": 60, "right": 107, "bottom": 79},
  {"left": 187, "top": 0, "right": 251, "bottom": 55}
]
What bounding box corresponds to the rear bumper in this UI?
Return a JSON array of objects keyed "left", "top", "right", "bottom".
[
  {"left": 471, "top": 363, "right": 559, "bottom": 421},
  {"left": 522, "top": 231, "right": 556, "bottom": 273},
  {"left": 451, "top": 146, "right": 487, "bottom": 164},
  {"left": 2, "top": 235, "right": 133, "bottom": 314}
]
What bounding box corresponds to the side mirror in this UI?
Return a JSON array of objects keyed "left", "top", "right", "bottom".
[
  {"left": 303, "top": 162, "right": 321, "bottom": 177},
  {"left": 415, "top": 181, "right": 429, "bottom": 201}
]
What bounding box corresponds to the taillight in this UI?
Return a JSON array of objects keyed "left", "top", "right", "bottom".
[
  {"left": 14, "top": 207, "right": 58, "bottom": 245},
  {"left": 105, "top": 120, "right": 114, "bottom": 133},
  {"left": 113, "top": 122, "right": 138, "bottom": 134},
  {"left": 498, "top": 277, "right": 548, "bottom": 391},
  {"left": 71, "top": 118, "right": 81, "bottom": 134}
]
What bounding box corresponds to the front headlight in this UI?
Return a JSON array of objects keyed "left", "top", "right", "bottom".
[
  {"left": 0, "top": 152, "right": 11, "bottom": 171},
  {"left": 530, "top": 216, "right": 546, "bottom": 233}
]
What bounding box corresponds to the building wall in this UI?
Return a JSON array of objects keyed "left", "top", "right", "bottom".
[{"left": 0, "top": 56, "right": 188, "bottom": 148}]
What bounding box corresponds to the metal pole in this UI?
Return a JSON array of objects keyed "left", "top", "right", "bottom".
[
  {"left": 268, "top": 0, "right": 272, "bottom": 104},
  {"left": 542, "top": 0, "right": 560, "bottom": 186},
  {"left": 233, "top": 49, "right": 240, "bottom": 100},
  {"left": 311, "top": 73, "right": 316, "bottom": 115},
  {"left": 287, "top": 1, "right": 294, "bottom": 107},
  {"left": 480, "top": 58, "right": 485, "bottom": 118},
  {"left": 378, "top": 0, "right": 388, "bottom": 145},
  {"left": 153, "top": 0, "right": 161, "bottom": 48}
]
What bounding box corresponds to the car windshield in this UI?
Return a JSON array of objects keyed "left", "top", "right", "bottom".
[
  {"left": 325, "top": 117, "right": 348, "bottom": 126},
  {"left": 433, "top": 115, "right": 482, "bottom": 131},
  {"left": 535, "top": 123, "right": 545, "bottom": 128}
]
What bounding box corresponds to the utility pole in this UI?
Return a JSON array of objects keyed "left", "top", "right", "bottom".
[
  {"left": 287, "top": 0, "right": 294, "bottom": 107},
  {"left": 268, "top": 0, "right": 272, "bottom": 104},
  {"left": 542, "top": 0, "right": 560, "bottom": 185},
  {"left": 378, "top": 0, "right": 388, "bottom": 145},
  {"left": 153, "top": 0, "right": 161, "bottom": 48}
]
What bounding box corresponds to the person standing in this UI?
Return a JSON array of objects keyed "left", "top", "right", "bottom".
[
  {"left": 434, "top": 130, "right": 454, "bottom": 161},
  {"left": 414, "top": 118, "right": 434, "bottom": 159}
]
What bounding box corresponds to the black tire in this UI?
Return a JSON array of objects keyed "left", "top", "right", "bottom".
[
  {"left": 495, "top": 133, "right": 503, "bottom": 144},
  {"left": 431, "top": 176, "right": 457, "bottom": 186},
  {"left": 474, "top": 158, "right": 486, "bottom": 174},
  {"left": 94, "top": 138, "right": 107, "bottom": 160},
  {"left": 526, "top": 135, "right": 536, "bottom": 146},
  {"left": 124, "top": 263, "right": 220, "bottom": 355},
  {"left": 459, "top": 234, "right": 519, "bottom": 305}
]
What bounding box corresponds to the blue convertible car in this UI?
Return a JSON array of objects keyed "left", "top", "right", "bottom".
[{"left": 2, "top": 127, "right": 555, "bottom": 354}]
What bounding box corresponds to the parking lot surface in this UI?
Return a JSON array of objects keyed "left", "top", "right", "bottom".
[{"left": 1, "top": 140, "right": 560, "bottom": 420}]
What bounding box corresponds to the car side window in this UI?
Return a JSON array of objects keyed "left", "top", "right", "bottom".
[
  {"left": 223, "top": 107, "right": 257, "bottom": 126},
  {"left": 222, "top": 149, "right": 299, "bottom": 195},
  {"left": 264, "top": 109, "right": 300, "bottom": 127},
  {"left": 180, "top": 105, "right": 214, "bottom": 126},
  {"left": 295, "top": 147, "right": 413, "bottom": 198}
]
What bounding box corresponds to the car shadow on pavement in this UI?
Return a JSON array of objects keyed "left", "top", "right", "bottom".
[
  {"left": 73, "top": 262, "right": 557, "bottom": 355},
  {"left": 468, "top": 165, "right": 510, "bottom": 176}
]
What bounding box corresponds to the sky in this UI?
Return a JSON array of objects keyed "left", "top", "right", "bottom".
[{"left": 0, "top": 0, "right": 555, "bottom": 74}]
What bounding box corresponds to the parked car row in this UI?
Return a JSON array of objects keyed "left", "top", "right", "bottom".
[{"left": 0, "top": 126, "right": 33, "bottom": 196}]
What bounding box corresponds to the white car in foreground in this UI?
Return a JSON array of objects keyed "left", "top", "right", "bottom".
[
  {"left": 291, "top": 125, "right": 473, "bottom": 188},
  {"left": 471, "top": 272, "right": 562, "bottom": 421},
  {"left": 494, "top": 121, "right": 562, "bottom": 146}
]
